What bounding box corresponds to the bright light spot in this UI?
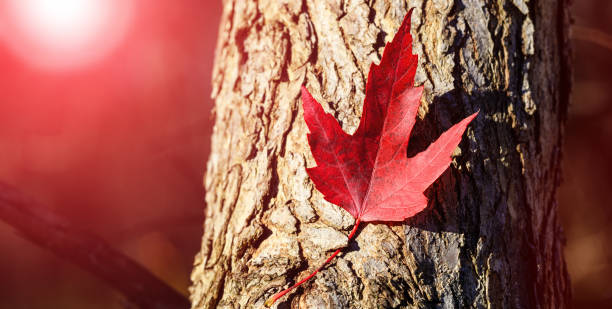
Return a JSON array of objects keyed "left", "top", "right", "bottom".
[
  {"left": 1, "top": 0, "right": 133, "bottom": 71},
  {"left": 12, "top": 0, "right": 107, "bottom": 49}
]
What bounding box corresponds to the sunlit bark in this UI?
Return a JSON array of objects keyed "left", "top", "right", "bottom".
[{"left": 190, "top": 0, "right": 572, "bottom": 307}]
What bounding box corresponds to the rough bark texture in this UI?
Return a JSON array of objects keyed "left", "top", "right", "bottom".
[{"left": 190, "top": 0, "right": 571, "bottom": 308}]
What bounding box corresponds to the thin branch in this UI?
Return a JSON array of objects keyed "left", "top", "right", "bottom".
[
  {"left": 572, "top": 25, "right": 612, "bottom": 52},
  {"left": 0, "top": 182, "right": 191, "bottom": 309},
  {"left": 114, "top": 213, "right": 202, "bottom": 241}
]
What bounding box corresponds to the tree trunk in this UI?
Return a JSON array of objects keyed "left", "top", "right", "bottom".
[{"left": 190, "top": 0, "right": 571, "bottom": 308}]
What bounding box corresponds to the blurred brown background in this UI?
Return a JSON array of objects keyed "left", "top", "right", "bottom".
[
  {"left": 0, "top": 1, "right": 610, "bottom": 308},
  {"left": 561, "top": 1, "right": 612, "bottom": 308}
]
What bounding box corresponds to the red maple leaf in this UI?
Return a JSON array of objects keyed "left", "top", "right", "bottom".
[{"left": 266, "top": 9, "right": 477, "bottom": 306}]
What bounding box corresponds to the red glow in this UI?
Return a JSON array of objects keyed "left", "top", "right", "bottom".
[{"left": 1, "top": 0, "right": 133, "bottom": 70}]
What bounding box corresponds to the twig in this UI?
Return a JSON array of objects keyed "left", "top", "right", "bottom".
[
  {"left": 0, "top": 182, "right": 191, "bottom": 309},
  {"left": 114, "top": 213, "right": 202, "bottom": 241},
  {"left": 572, "top": 25, "right": 612, "bottom": 52}
]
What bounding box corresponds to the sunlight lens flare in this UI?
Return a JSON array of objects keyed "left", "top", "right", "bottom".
[
  {"left": 13, "top": 0, "right": 107, "bottom": 49},
  {"left": 2, "top": 0, "right": 133, "bottom": 70}
]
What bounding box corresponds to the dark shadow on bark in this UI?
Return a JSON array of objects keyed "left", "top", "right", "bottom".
[
  {"left": 390, "top": 89, "right": 520, "bottom": 306},
  {"left": 406, "top": 89, "right": 511, "bottom": 235}
]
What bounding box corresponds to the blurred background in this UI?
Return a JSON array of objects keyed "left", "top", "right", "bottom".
[
  {"left": 0, "top": 1, "right": 609, "bottom": 308},
  {"left": 562, "top": 1, "right": 612, "bottom": 308},
  {"left": 0, "top": 0, "right": 220, "bottom": 308}
]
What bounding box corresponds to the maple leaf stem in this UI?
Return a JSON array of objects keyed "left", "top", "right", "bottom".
[{"left": 264, "top": 218, "right": 361, "bottom": 307}]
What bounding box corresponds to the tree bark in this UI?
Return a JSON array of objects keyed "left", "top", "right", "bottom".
[{"left": 190, "top": 0, "right": 571, "bottom": 308}]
